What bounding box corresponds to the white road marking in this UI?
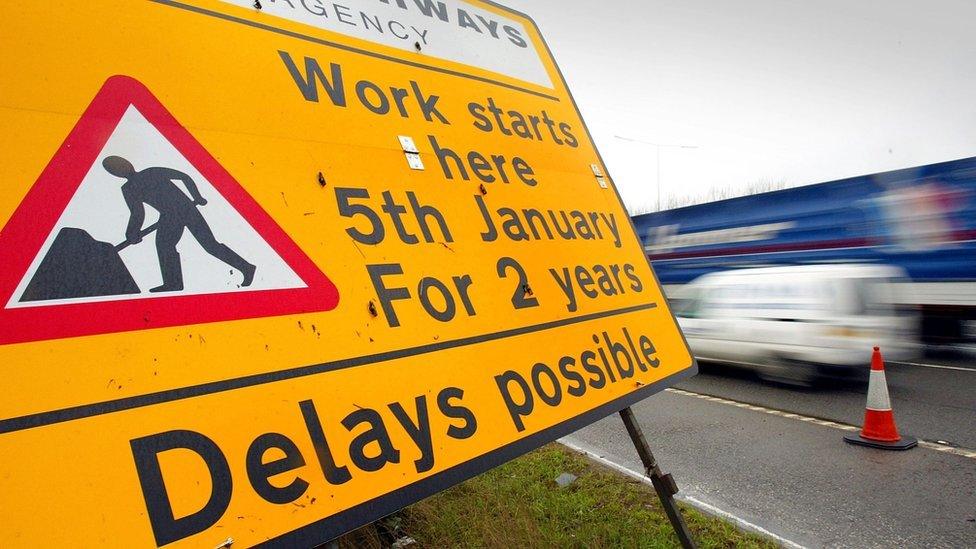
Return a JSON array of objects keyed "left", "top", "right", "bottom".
[
  {"left": 888, "top": 361, "right": 976, "bottom": 373},
  {"left": 666, "top": 387, "right": 976, "bottom": 460},
  {"left": 681, "top": 495, "right": 806, "bottom": 549},
  {"left": 559, "top": 438, "right": 808, "bottom": 549}
]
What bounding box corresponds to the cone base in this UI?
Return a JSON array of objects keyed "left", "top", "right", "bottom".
[{"left": 844, "top": 432, "right": 917, "bottom": 450}]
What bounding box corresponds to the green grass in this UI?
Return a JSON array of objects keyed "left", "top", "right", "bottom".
[{"left": 338, "top": 444, "right": 777, "bottom": 548}]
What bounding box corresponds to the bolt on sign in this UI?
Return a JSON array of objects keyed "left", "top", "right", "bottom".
[{"left": 0, "top": 1, "right": 695, "bottom": 546}]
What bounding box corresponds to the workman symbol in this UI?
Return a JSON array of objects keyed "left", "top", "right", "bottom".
[
  {"left": 1, "top": 77, "right": 331, "bottom": 344},
  {"left": 17, "top": 147, "right": 278, "bottom": 303},
  {"left": 103, "top": 156, "right": 256, "bottom": 293}
]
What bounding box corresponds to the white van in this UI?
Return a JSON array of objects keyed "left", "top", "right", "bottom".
[{"left": 671, "top": 264, "right": 919, "bottom": 384}]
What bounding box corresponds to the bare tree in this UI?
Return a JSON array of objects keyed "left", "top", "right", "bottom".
[{"left": 628, "top": 178, "right": 793, "bottom": 215}]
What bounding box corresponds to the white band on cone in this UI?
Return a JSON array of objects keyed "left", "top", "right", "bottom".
[{"left": 866, "top": 370, "right": 892, "bottom": 411}]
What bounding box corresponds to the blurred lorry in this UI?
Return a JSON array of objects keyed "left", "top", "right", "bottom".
[
  {"left": 671, "top": 265, "right": 917, "bottom": 384},
  {"left": 634, "top": 156, "right": 976, "bottom": 347}
]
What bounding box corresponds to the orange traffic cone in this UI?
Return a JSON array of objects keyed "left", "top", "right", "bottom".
[{"left": 844, "top": 346, "right": 917, "bottom": 450}]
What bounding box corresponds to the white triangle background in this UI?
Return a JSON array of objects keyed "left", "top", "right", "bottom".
[{"left": 8, "top": 105, "right": 306, "bottom": 308}]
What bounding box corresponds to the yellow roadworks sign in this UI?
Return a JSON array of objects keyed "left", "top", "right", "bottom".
[{"left": 0, "top": 1, "right": 695, "bottom": 546}]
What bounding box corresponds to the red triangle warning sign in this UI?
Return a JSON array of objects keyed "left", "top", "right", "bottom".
[{"left": 0, "top": 76, "right": 340, "bottom": 345}]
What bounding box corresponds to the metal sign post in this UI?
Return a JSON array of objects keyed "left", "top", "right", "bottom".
[{"left": 619, "top": 406, "right": 697, "bottom": 548}]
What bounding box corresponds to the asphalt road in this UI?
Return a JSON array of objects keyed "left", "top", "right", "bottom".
[
  {"left": 563, "top": 352, "right": 976, "bottom": 548},
  {"left": 683, "top": 352, "right": 976, "bottom": 448}
]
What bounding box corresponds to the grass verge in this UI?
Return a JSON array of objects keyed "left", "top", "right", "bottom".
[{"left": 337, "top": 443, "right": 777, "bottom": 548}]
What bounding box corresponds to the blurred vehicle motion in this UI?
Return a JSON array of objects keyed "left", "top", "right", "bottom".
[
  {"left": 671, "top": 265, "right": 917, "bottom": 384},
  {"left": 634, "top": 156, "right": 976, "bottom": 349}
]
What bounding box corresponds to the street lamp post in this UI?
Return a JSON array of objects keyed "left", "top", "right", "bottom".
[{"left": 614, "top": 136, "right": 699, "bottom": 212}]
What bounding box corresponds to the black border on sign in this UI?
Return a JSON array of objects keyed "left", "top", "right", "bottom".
[
  {"left": 254, "top": 1, "right": 701, "bottom": 547},
  {"left": 484, "top": 0, "right": 700, "bottom": 396},
  {"left": 148, "top": 0, "right": 561, "bottom": 101}
]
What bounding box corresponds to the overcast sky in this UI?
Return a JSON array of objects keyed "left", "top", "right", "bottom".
[{"left": 502, "top": 0, "right": 976, "bottom": 213}]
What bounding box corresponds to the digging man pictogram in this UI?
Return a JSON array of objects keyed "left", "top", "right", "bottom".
[{"left": 103, "top": 156, "right": 256, "bottom": 293}]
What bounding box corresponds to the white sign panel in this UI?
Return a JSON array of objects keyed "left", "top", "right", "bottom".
[{"left": 220, "top": 0, "right": 554, "bottom": 87}]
